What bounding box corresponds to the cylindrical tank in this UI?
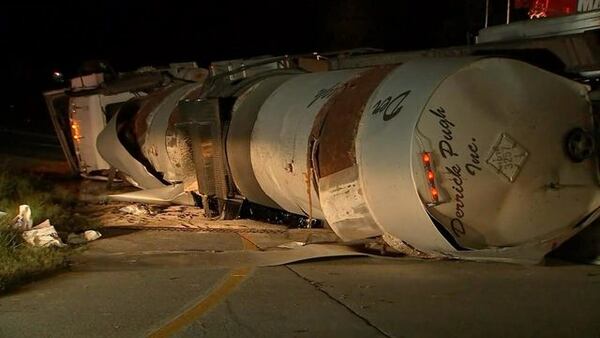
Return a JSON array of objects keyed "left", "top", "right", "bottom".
[
  {"left": 242, "top": 57, "right": 600, "bottom": 259},
  {"left": 250, "top": 69, "right": 364, "bottom": 219},
  {"left": 140, "top": 83, "right": 203, "bottom": 183},
  {"left": 226, "top": 74, "right": 297, "bottom": 210},
  {"left": 97, "top": 82, "right": 203, "bottom": 189}
]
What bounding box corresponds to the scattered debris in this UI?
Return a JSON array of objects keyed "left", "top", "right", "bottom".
[
  {"left": 12, "top": 205, "right": 33, "bottom": 231},
  {"left": 21, "top": 221, "right": 66, "bottom": 248},
  {"left": 0, "top": 210, "right": 6, "bottom": 218},
  {"left": 83, "top": 230, "right": 102, "bottom": 242},
  {"left": 119, "top": 204, "right": 153, "bottom": 216},
  {"left": 381, "top": 234, "right": 436, "bottom": 258},
  {"left": 89, "top": 201, "right": 288, "bottom": 232},
  {"left": 277, "top": 241, "right": 306, "bottom": 249},
  {"left": 6, "top": 204, "right": 101, "bottom": 248},
  {"left": 109, "top": 184, "right": 195, "bottom": 206},
  {"left": 67, "top": 230, "right": 102, "bottom": 245}
]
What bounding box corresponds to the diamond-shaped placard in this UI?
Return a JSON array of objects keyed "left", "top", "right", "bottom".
[{"left": 486, "top": 133, "right": 528, "bottom": 182}]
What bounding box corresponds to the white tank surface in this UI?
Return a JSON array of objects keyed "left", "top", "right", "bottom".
[
  {"left": 251, "top": 69, "right": 364, "bottom": 219},
  {"left": 413, "top": 58, "right": 597, "bottom": 250},
  {"left": 249, "top": 57, "right": 600, "bottom": 262},
  {"left": 97, "top": 83, "right": 203, "bottom": 189},
  {"left": 141, "top": 83, "right": 203, "bottom": 183},
  {"left": 358, "top": 58, "right": 600, "bottom": 262}
]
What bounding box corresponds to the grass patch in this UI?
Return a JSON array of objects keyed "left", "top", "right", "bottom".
[
  {"left": 0, "top": 166, "right": 96, "bottom": 293},
  {"left": 0, "top": 226, "right": 68, "bottom": 292}
]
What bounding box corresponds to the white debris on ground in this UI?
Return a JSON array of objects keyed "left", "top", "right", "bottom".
[
  {"left": 119, "top": 204, "right": 154, "bottom": 216},
  {"left": 21, "top": 219, "right": 66, "bottom": 248},
  {"left": 6, "top": 205, "right": 102, "bottom": 248},
  {"left": 86, "top": 201, "right": 351, "bottom": 254},
  {"left": 0, "top": 210, "right": 6, "bottom": 218},
  {"left": 12, "top": 205, "right": 33, "bottom": 231},
  {"left": 86, "top": 202, "right": 288, "bottom": 233},
  {"left": 277, "top": 241, "right": 307, "bottom": 249},
  {"left": 67, "top": 230, "right": 102, "bottom": 245}
]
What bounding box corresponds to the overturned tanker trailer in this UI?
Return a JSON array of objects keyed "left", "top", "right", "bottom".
[
  {"left": 205, "top": 57, "right": 600, "bottom": 263},
  {"left": 45, "top": 10, "right": 600, "bottom": 262},
  {"left": 46, "top": 55, "right": 600, "bottom": 263}
]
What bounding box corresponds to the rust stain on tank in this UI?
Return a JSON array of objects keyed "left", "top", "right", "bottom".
[{"left": 309, "top": 65, "right": 395, "bottom": 179}]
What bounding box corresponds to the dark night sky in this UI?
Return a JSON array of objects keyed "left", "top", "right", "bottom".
[{"left": 0, "top": 1, "right": 506, "bottom": 132}]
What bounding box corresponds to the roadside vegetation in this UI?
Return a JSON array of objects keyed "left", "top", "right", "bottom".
[{"left": 0, "top": 165, "right": 96, "bottom": 292}]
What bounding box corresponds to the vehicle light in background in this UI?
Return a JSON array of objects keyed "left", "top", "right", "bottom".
[
  {"left": 421, "top": 152, "right": 439, "bottom": 204},
  {"left": 51, "top": 70, "right": 64, "bottom": 83}
]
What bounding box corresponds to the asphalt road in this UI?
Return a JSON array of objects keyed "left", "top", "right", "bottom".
[{"left": 1, "top": 229, "right": 599, "bottom": 338}]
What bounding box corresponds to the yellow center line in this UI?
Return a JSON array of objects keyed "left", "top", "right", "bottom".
[{"left": 148, "top": 234, "right": 258, "bottom": 338}]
